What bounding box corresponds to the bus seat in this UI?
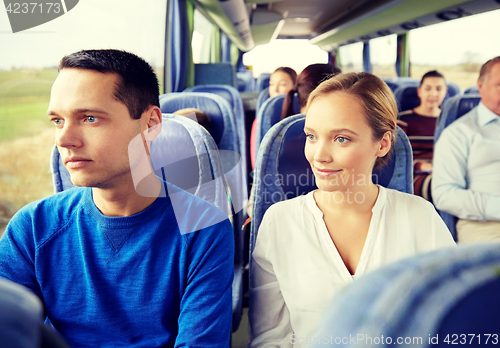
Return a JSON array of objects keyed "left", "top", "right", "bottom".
[
  {"left": 50, "top": 145, "right": 74, "bottom": 193},
  {"left": 464, "top": 85, "right": 479, "bottom": 94},
  {"left": 183, "top": 85, "right": 248, "bottom": 179},
  {"left": 236, "top": 71, "right": 254, "bottom": 92},
  {"left": 256, "top": 73, "right": 271, "bottom": 92},
  {"left": 255, "top": 87, "right": 270, "bottom": 114},
  {"left": 249, "top": 115, "right": 413, "bottom": 260},
  {"left": 310, "top": 243, "right": 500, "bottom": 348},
  {"left": 0, "top": 270, "right": 70, "bottom": 348},
  {"left": 253, "top": 93, "right": 301, "bottom": 164},
  {"left": 394, "top": 82, "right": 460, "bottom": 112},
  {"left": 447, "top": 82, "right": 461, "bottom": 97},
  {"left": 433, "top": 94, "right": 481, "bottom": 240},
  {"left": 194, "top": 63, "right": 237, "bottom": 88},
  {"left": 160, "top": 94, "right": 248, "bottom": 331},
  {"left": 380, "top": 77, "right": 401, "bottom": 92}
]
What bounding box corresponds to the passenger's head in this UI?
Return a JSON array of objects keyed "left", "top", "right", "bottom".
[
  {"left": 282, "top": 63, "right": 341, "bottom": 119},
  {"left": 49, "top": 49, "right": 162, "bottom": 189},
  {"left": 478, "top": 56, "right": 500, "bottom": 116},
  {"left": 59, "top": 49, "right": 160, "bottom": 120},
  {"left": 269, "top": 67, "right": 297, "bottom": 98},
  {"left": 417, "top": 70, "right": 447, "bottom": 110},
  {"left": 175, "top": 108, "right": 211, "bottom": 131},
  {"left": 305, "top": 73, "right": 396, "bottom": 179}
]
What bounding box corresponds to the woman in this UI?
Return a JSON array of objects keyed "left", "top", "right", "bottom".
[
  {"left": 248, "top": 73, "right": 455, "bottom": 347},
  {"left": 268, "top": 67, "right": 297, "bottom": 98}
]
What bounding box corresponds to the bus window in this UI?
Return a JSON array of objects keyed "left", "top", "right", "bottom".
[
  {"left": 192, "top": 9, "right": 212, "bottom": 64},
  {"left": 370, "top": 34, "right": 398, "bottom": 78},
  {"left": 242, "top": 39, "right": 328, "bottom": 77},
  {"left": 409, "top": 9, "right": 500, "bottom": 89},
  {"left": 338, "top": 41, "right": 363, "bottom": 73}
]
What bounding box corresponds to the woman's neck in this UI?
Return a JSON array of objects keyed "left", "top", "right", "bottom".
[{"left": 313, "top": 183, "right": 379, "bottom": 215}]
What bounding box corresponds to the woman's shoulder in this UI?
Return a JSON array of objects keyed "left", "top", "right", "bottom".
[
  {"left": 382, "top": 186, "right": 434, "bottom": 212},
  {"left": 264, "top": 191, "right": 313, "bottom": 216}
]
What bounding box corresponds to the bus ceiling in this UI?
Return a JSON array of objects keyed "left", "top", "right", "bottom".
[{"left": 191, "top": 0, "right": 499, "bottom": 53}]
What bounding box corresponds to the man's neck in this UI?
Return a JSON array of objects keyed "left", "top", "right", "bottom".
[{"left": 92, "top": 174, "right": 162, "bottom": 217}]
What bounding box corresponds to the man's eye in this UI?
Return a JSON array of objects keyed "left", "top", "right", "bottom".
[
  {"left": 336, "top": 136, "right": 349, "bottom": 144},
  {"left": 86, "top": 116, "right": 98, "bottom": 123},
  {"left": 51, "top": 118, "right": 63, "bottom": 126}
]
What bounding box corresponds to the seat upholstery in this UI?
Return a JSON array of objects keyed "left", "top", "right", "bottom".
[
  {"left": 253, "top": 93, "right": 301, "bottom": 163},
  {"left": 464, "top": 85, "right": 479, "bottom": 94},
  {"left": 256, "top": 72, "right": 271, "bottom": 92},
  {"left": 250, "top": 115, "right": 413, "bottom": 257},
  {"left": 236, "top": 71, "right": 254, "bottom": 92},
  {"left": 433, "top": 94, "right": 481, "bottom": 240},
  {"left": 311, "top": 243, "right": 500, "bottom": 348},
  {"left": 194, "top": 63, "right": 237, "bottom": 87},
  {"left": 183, "top": 85, "right": 248, "bottom": 180},
  {"left": 255, "top": 87, "right": 270, "bottom": 114}
]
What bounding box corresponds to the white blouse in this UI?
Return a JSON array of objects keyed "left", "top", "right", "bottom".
[{"left": 248, "top": 186, "right": 455, "bottom": 347}]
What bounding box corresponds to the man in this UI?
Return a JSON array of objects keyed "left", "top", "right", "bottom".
[
  {"left": 432, "top": 56, "right": 500, "bottom": 243},
  {"left": 0, "top": 49, "right": 234, "bottom": 347}
]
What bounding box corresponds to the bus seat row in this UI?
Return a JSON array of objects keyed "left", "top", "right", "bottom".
[
  {"left": 312, "top": 242, "right": 500, "bottom": 347},
  {"left": 250, "top": 114, "right": 413, "bottom": 262}
]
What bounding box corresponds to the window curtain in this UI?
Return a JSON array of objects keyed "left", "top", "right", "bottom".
[
  {"left": 165, "top": 0, "right": 193, "bottom": 92},
  {"left": 210, "top": 27, "right": 221, "bottom": 63},
  {"left": 221, "top": 32, "right": 231, "bottom": 63},
  {"left": 363, "top": 42, "right": 372, "bottom": 72}
]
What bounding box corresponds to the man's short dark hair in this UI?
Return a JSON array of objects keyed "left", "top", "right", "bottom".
[
  {"left": 420, "top": 70, "right": 445, "bottom": 86},
  {"left": 59, "top": 49, "right": 160, "bottom": 120}
]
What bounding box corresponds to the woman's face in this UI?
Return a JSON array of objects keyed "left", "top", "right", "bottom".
[
  {"left": 269, "top": 71, "right": 295, "bottom": 98},
  {"left": 304, "top": 92, "right": 390, "bottom": 193},
  {"left": 417, "top": 77, "right": 447, "bottom": 109}
]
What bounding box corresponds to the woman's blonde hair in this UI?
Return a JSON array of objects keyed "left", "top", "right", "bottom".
[{"left": 306, "top": 72, "right": 397, "bottom": 169}]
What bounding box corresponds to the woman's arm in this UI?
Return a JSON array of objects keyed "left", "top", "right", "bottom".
[{"left": 248, "top": 216, "right": 293, "bottom": 347}]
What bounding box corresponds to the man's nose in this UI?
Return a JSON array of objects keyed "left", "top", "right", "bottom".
[{"left": 55, "top": 122, "right": 83, "bottom": 149}]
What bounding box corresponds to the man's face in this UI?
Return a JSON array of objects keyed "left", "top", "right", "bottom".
[
  {"left": 478, "top": 62, "right": 500, "bottom": 116},
  {"left": 47, "top": 68, "right": 146, "bottom": 190}
]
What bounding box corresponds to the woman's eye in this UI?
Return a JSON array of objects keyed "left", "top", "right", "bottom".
[{"left": 306, "top": 134, "right": 316, "bottom": 141}]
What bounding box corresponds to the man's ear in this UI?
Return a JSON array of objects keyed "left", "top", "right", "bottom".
[
  {"left": 143, "top": 106, "right": 162, "bottom": 140},
  {"left": 376, "top": 131, "right": 392, "bottom": 158}
]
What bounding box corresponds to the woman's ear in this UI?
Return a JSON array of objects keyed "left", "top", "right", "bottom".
[{"left": 376, "top": 131, "right": 392, "bottom": 158}]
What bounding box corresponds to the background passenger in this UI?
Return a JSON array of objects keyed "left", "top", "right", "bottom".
[
  {"left": 268, "top": 67, "right": 297, "bottom": 98},
  {"left": 432, "top": 56, "right": 500, "bottom": 243},
  {"left": 398, "top": 70, "right": 448, "bottom": 173},
  {"left": 281, "top": 63, "right": 341, "bottom": 119},
  {"left": 249, "top": 72, "right": 455, "bottom": 347}
]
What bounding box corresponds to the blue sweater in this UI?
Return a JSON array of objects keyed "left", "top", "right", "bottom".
[{"left": 0, "top": 185, "right": 234, "bottom": 347}]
